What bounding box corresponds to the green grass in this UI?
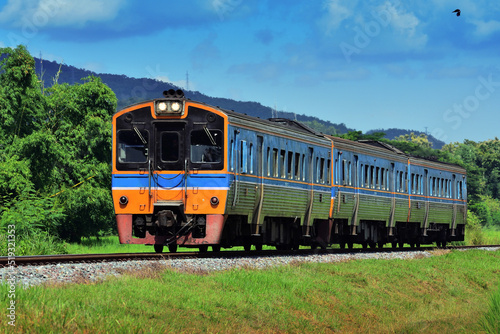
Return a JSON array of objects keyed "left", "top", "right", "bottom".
[
  {"left": 65, "top": 236, "right": 157, "bottom": 254},
  {"left": 483, "top": 227, "right": 500, "bottom": 244},
  {"left": 481, "top": 283, "right": 500, "bottom": 333},
  {"left": 64, "top": 236, "right": 276, "bottom": 254},
  {"left": 1, "top": 249, "right": 499, "bottom": 333}
]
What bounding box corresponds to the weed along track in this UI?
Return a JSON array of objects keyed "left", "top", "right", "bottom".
[{"left": 1, "top": 246, "right": 498, "bottom": 288}]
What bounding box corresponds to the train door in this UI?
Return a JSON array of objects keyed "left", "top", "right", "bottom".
[
  {"left": 303, "top": 147, "right": 314, "bottom": 236},
  {"left": 352, "top": 155, "right": 360, "bottom": 227},
  {"left": 423, "top": 169, "right": 430, "bottom": 231},
  {"left": 452, "top": 174, "right": 457, "bottom": 236},
  {"left": 153, "top": 122, "right": 186, "bottom": 201},
  {"left": 389, "top": 163, "right": 396, "bottom": 236},
  {"left": 252, "top": 136, "right": 264, "bottom": 235}
]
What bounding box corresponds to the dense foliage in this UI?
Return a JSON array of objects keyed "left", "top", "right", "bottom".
[{"left": 0, "top": 46, "right": 116, "bottom": 253}]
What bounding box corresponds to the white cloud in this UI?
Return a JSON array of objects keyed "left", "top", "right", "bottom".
[
  {"left": 321, "top": 0, "right": 358, "bottom": 34},
  {"left": 0, "top": 0, "right": 125, "bottom": 28},
  {"left": 471, "top": 19, "right": 500, "bottom": 38},
  {"left": 381, "top": 3, "right": 423, "bottom": 39}
]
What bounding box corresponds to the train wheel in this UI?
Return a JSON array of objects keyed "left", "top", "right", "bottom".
[
  {"left": 398, "top": 242, "right": 404, "bottom": 248},
  {"left": 391, "top": 242, "right": 397, "bottom": 248},
  {"left": 377, "top": 242, "right": 384, "bottom": 249},
  {"left": 348, "top": 242, "right": 354, "bottom": 249},
  {"left": 441, "top": 241, "right": 447, "bottom": 248},
  {"left": 244, "top": 244, "right": 252, "bottom": 251},
  {"left": 340, "top": 242, "right": 346, "bottom": 249},
  {"left": 199, "top": 245, "right": 208, "bottom": 253},
  {"left": 154, "top": 244, "right": 164, "bottom": 253},
  {"left": 255, "top": 244, "right": 262, "bottom": 251},
  {"left": 212, "top": 245, "right": 221, "bottom": 252},
  {"left": 168, "top": 244, "right": 178, "bottom": 253}
]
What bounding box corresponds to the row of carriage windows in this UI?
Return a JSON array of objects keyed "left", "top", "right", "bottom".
[
  {"left": 339, "top": 159, "right": 465, "bottom": 200},
  {"left": 233, "top": 139, "right": 331, "bottom": 185}
]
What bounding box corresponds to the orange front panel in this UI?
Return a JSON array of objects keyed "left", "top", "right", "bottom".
[
  {"left": 184, "top": 189, "right": 228, "bottom": 215},
  {"left": 112, "top": 189, "right": 153, "bottom": 214}
]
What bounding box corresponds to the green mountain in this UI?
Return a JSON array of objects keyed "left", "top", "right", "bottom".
[{"left": 34, "top": 57, "right": 444, "bottom": 148}]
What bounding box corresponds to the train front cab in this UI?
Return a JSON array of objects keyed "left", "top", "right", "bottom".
[{"left": 112, "top": 91, "right": 229, "bottom": 253}]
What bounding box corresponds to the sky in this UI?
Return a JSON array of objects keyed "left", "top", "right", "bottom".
[{"left": 0, "top": 0, "right": 499, "bottom": 144}]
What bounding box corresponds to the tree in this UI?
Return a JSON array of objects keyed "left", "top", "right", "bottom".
[
  {"left": 0, "top": 45, "right": 45, "bottom": 143},
  {"left": 0, "top": 46, "right": 117, "bottom": 248},
  {"left": 394, "top": 132, "right": 432, "bottom": 148}
]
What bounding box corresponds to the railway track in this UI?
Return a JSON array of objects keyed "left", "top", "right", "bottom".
[{"left": 1, "top": 245, "right": 498, "bottom": 267}]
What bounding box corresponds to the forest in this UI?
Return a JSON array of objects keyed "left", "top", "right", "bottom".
[{"left": 1, "top": 46, "right": 499, "bottom": 255}]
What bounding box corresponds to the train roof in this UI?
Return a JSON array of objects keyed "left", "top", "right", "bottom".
[
  {"left": 116, "top": 97, "right": 465, "bottom": 174},
  {"left": 326, "top": 135, "right": 465, "bottom": 173}
]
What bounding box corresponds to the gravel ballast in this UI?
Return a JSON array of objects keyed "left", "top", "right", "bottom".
[{"left": 1, "top": 248, "right": 499, "bottom": 288}]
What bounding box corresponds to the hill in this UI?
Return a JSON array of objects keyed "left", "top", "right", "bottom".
[
  {"left": 34, "top": 57, "right": 443, "bottom": 147},
  {"left": 367, "top": 128, "right": 445, "bottom": 149}
]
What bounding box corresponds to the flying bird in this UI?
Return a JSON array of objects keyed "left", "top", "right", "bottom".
[{"left": 452, "top": 9, "right": 461, "bottom": 17}]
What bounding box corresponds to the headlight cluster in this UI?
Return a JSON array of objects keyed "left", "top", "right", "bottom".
[{"left": 155, "top": 99, "right": 184, "bottom": 115}]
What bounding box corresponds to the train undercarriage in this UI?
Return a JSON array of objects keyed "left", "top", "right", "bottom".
[{"left": 122, "top": 209, "right": 465, "bottom": 253}]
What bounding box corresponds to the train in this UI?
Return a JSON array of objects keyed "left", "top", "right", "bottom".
[{"left": 112, "top": 90, "right": 467, "bottom": 253}]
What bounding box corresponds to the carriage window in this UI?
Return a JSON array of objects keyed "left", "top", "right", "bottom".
[
  {"left": 240, "top": 141, "right": 248, "bottom": 173},
  {"left": 161, "top": 132, "right": 179, "bottom": 162},
  {"left": 117, "top": 129, "right": 149, "bottom": 163},
  {"left": 267, "top": 147, "right": 271, "bottom": 176},
  {"left": 273, "top": 149, "right": 279, "bottom": 177},
  {"left": 190, "top": 129, "right": 222, "bottom": 163},
  {"left": 327, "top": 159, "right": 331, "bottom": 185},
  {"left": 320, "top": 158, "right": 326, "bottom": 184},
  {"left": 364, "top": 165, "right": 369, "bottom": 188},
  {"left": 295, "top": 153, "right": 301, "bottom": 180},
  {"left": 287, "top": 151, "right": 293, "bottom": 179},
  {"left": 249, "top": 143, "right": 254, "bottom": 174},
  {"left": 302, "top": 154, "right": 306, "bottom": 181},
  {"left": 381, "top": 168, "right": 385, "bottom": 190}
]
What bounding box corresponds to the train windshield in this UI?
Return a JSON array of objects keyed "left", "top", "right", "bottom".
[
  {"left": 190, "top": 128, "right": 222, "bottom": 164},
  {"left": 117, "top": 129, "right": 148, "bottom": 163}
]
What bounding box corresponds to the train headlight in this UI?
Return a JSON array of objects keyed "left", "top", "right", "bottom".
[
  {"left": 171, "top": 102, "right": 181, "bottom": 112},
  {"left": 158, "top": 102, "right": 168, "bottom": 112}
]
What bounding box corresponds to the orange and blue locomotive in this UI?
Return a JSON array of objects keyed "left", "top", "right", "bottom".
[{"left": 112, "top": 90, "right": 467, "bottom": 252}]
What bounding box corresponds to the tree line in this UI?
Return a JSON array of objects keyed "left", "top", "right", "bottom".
[
  {"left": 1, "top": 46, "right": 116, "bottom": 254},
  {"left": 0, "top": 46, "right": 499, "bottom": 255}
]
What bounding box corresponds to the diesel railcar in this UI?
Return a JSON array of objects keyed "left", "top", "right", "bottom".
[{"left": 112, "top": 90, "right": 467, "bottom": 253}]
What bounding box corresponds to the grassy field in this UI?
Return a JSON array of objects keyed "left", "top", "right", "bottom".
[{"left": 1, "top": 249, "right": 499, "bottom": 333}]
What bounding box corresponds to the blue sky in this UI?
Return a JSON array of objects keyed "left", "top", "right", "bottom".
[{"left": 1, "top": 0, "right": 499, "bottom": 144}]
